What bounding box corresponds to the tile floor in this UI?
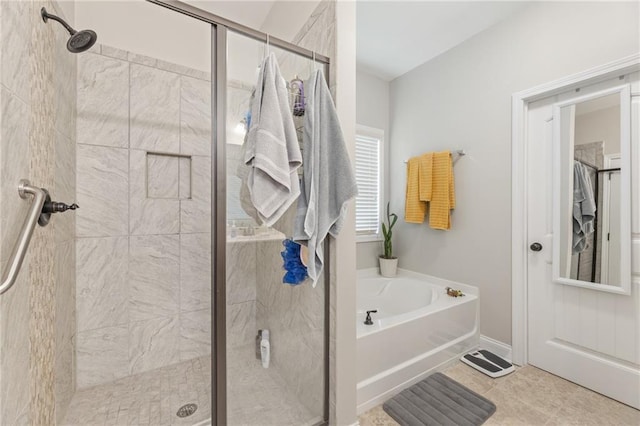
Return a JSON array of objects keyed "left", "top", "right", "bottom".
[
  {"left": 62, "top": 344, "right": 320, "bottom": 425},
  {"left": 227, "top": 345, "right": 321, "bottom": 426},
  {"left": 62, "top": 356, "right": 211, "bottom": 425},
  {"left": 359, "top": 362, "right": 640, "bottom": 426}
]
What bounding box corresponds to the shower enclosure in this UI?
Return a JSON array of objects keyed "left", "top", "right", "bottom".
[
  {"left": 222, "top": 29, "right": 329, "bottom": 425},
  {"left": 0, "top": 0, "right": 331, "bottom": 425}
]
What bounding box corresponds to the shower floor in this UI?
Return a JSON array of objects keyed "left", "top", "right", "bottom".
[
  {"left": 61, "top": 356, "right": 211, "bottom": 425},
  {"left": 62, "top": 345, "right": 318, "bottom": 426},
  {"left": 227, "top": 344, "right": 320, "bottom": 426}
]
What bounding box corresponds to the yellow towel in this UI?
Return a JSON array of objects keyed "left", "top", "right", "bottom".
[
  {"left": 429, "top": 151, "right": 456, "bottom": 230},
  {"left": 404, "top": 156, "right": 426, "bottom": 223},
  {"left": 418, "top": 153, "right": 433, "bottom": 202}
]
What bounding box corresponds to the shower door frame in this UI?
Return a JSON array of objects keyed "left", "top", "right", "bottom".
[{"left": 146, "top": 2, "right": 331, "bottom": 425}]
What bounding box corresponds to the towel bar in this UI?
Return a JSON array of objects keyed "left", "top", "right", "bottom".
[{"left": 403, "top": 149, "right": 466, "bottom": 164}]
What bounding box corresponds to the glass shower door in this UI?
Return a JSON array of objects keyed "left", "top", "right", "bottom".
[
  {"left": 60, "top": 3, "right": 214, "bottom": 425},
  {"left": 224, "top": 30, "right": 326, "bottom": 426}
]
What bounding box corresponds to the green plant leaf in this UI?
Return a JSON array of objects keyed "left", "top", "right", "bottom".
[
  {"left": 389, "top": 213, "right": 398, "bottom": 229},
  {"left": 381, "top": 201, "right": 397, "bottom": 259}
]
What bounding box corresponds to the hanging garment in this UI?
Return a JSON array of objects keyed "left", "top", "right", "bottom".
[
  {"left": 572, "top": 161, "right": 596, "bottom": 253},
  {"left": 404, "top": 153, "right": 432, "bottom": 223},
  {"left": 238, "top": 99, "right": 297, "bottom": 237},
  {"left": 404, "top": 151, "right": 455, "bottom": 229},
  {"left": 294, "top": 69, "right": 358, "bottom": 287},
  {"left": 429, "top": 151, "right": 456, "bottom": 230},
  {"left": 243, "top": 53, "right": 302, "bottom": 226}
]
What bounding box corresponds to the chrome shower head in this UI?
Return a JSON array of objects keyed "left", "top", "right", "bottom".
[{"left": 41, "top": 7, "right": 97, "bottom": 53}]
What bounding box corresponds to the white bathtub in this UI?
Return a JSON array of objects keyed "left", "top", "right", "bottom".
[{"left": 356, "top": 269, "right": 479, "bottom": 414}]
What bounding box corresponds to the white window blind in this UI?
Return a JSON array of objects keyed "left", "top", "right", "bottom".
[{"left": 355, "top": 128, "right": 383, "bottom": 239}]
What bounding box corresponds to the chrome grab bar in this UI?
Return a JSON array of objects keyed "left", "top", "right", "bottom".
[{"left": 0, "top": 180, "right": 47, "bottom": 295}]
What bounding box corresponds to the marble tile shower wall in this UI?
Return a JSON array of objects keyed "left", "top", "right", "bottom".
[
  {"left": 279, "top": 0, "right": 337, "bottom": 97},
  {"left": 0, "top": 1, "right": 77, "bottom": 424},
  {"left": 226, "top": 241, "right": 258, "bottom": 349},
  {"left": 255, "top": 241, "right": 325, "bottom": 418},
  {"left": 75, "top": 44, "right": 213, "bottom": 389}
]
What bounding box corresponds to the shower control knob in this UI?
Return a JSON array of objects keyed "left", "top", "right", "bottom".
[
  {"left": 37, "top": 188, "right": 79, "bottom": 227},
  {"left": 43, "top": 201, "right": 78, "bottom": 214},
  {"left": 530, "top": 242, "right": 543, "bottom": 252}
]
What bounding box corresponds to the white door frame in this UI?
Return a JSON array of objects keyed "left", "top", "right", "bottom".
[{"left": 510, "top": 53, "right": 640, "bottom": 366}]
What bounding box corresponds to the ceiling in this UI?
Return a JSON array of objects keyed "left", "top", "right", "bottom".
[
  {"left": 357, "top": 1, "right": 530, "bottom": 81},
  {"left": 187, "top": 1, "right": 321, "bottom": 42},
  {"left": 185, "top": 1, "right": 530, "bottom": 83}
]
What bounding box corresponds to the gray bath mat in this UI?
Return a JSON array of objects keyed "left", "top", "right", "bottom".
[{"left": 383, "top": 372, "right": 496, "bottom": 426}]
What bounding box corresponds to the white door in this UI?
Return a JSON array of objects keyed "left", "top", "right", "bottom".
[{"left": 526, "top": 75, "right": 640, "bottom": 409}]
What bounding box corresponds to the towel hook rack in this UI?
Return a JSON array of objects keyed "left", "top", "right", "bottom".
[
  {"left": 404, "top": 149, "right": 466, "bottom": 164},
  {"left": 264, "top": 33, "right": 270, "bottom": 57}
]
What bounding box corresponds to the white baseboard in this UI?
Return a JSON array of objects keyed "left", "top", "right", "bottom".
[{"left": 478, "top": 335, "right": 513, "bottom": 362}]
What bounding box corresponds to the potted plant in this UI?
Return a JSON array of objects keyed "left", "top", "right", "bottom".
[{"left": 379, "top": 202, "right": 398, "bottom": 277}]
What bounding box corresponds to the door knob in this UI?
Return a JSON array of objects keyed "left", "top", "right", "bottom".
[{"left": 530, "top": 242, "right": 543, "bottom": 252}]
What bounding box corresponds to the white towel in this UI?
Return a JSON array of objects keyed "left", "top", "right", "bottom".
[
  {"left": 572, "top": 161, "right": 596, "bottom": 254},
  {"left": 243, "top": 53, "right": 302, "bottom": 226},
  {"left": 294, "top": 69, "right": 358, "bottom": 286}
]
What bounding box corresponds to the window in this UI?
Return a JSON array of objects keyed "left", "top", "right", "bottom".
[{"left": 355, "top": 125, "right": 384, "bottom": 242}]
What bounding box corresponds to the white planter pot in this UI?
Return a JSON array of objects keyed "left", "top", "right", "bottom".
[{"left": 379, "top": 257, "right": 398, "bottom": 278}]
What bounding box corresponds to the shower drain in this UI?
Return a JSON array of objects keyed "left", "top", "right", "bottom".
[{"left": 176, "top": 403, "right": 198, "bottom": 418}]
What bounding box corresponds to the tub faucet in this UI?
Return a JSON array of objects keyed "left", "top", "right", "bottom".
[{"left": 364, "top": 310, "right": 377, "bottom": 325}]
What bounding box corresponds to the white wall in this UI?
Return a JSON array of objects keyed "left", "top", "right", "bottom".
[
  {"left": 576, "top": 106, "right": 621, "bottom": 155},
  {"left": 356, "top": 69, "right": 390, "bottom": 269},
  {"left": 389, "top": 1, "right": 639, "bottom": 345}
]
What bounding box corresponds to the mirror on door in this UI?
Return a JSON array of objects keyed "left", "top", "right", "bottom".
[{"left": 554, "top": 87, "right": 632, "bottom": 294}]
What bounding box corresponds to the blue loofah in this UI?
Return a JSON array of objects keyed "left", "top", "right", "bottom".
[{"left": 281, "top": 239, "right": 308, "bottom": 285}]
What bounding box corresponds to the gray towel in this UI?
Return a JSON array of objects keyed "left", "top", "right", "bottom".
[
  {"left": 243, "top": 53, "right": 302, "bottom": 226},
  {"left": 294, "top": 69, "right": 358, "bottom": 286},
  {"left": 572, "top": 161, "right": 596, "bottom": 254}
]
